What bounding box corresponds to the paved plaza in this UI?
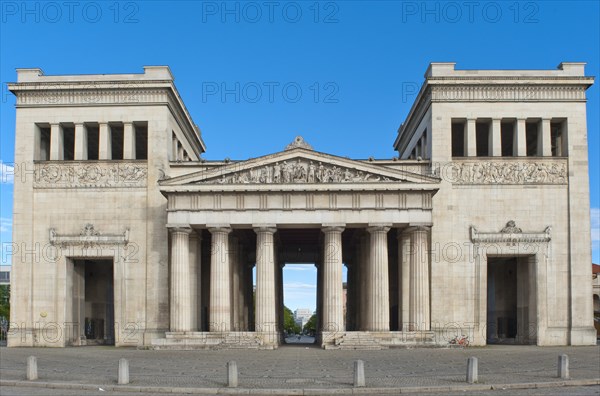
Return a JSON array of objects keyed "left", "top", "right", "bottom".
[{"left": 1, "top": 345, "right": 598, "bottom": 394}]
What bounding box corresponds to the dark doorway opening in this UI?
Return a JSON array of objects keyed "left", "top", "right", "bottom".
[
  {"left": 486, "top": 256, "right": 536, "bottom": 345},
  {"left": 72, "top": 259, "right": 115, "bottom": 345}
]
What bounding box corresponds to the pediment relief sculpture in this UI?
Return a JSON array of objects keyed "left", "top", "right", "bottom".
[{"left": 205, "top": 158, "right": 401, "bottom": 185}]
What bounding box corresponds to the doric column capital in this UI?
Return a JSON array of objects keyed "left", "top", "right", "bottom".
[
  {"left": 253, "top": 225, "right": 277, "bottom": 234},
  {"left": 367, "top": 224, "right": 391, "bottom": 234},
  {"left": 208, "top": 226, "right": 232, "bottom": 235},
  {"left": 168, "top": 225, "right": 193, "bottom": 235},
  {"left": 189, "top": 231, "right": 202, "bottom": 241},
  {"left": 405, "top": 225, "right": 431, "bottom": 234},
  {"left": 397, "top": 227, "right": 407, "bottom": 240},
  {"left": 322, "top": 226, "right": 345, "bottom": 234}
]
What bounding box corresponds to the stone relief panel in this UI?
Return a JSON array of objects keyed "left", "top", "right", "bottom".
[
  {"left": 448, "top": 161, "right": 567, "bottom": 185},
  {"left": 204, "top": 158, "right": 401, "bottom": 184},
  {"left": 34, "top": 162, "right": 147, "bottom": 188},
  {"left": 471, "top": 221, "right": 551, "bottom": 244},
  {"left": 50, "top": 223, "right": 130, "bottom": 248}
]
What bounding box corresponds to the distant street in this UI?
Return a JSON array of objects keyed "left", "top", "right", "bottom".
[{"left": 284, "top": 334, "right": 316, "bottom": 344}]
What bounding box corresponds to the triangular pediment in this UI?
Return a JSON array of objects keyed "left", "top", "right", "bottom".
[{"left": 160, "top": 147, "right": 439, "bottom": 187}]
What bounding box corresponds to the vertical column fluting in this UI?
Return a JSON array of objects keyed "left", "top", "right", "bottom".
[
  {"left": 489, "top": 118, "right": 502, "bottom": 156},
  {"left": 399, "top": 230, "right": 411, "bottom": 331},
  {"left": 50, "top": 123, "right": 64, "bottom": 160},
  {"left": 278, "top": 263, "right": 284, "bottom": 335},
  {"left": 74, "top": 123, "right": 88, "bottom": 160},
  {"left": 322, "top": 226, "right": 344, "bottom": 332},
  {"left": 315, "top": 263, "right": 322, "bottom": 334},
  {"left": 358, "top": 233, "right": 369, "bottom": 330},
  {"left": 123, "top": 122, "right": 136, "bottom": 159},
  {"left": 246, "top": 263, "right": 255, "bottom": 331},
  {"left": 189, "top": 231, "right": 201, "bottom": 331},
  {"left": 98, "top": 122, "right": 111, "bottom": 160},
  {"left": 465, "top": 118, "right": 477, "bottom": 156},
  {"left": 237, "top": 244, "right": 246, "bottom": 330},
  {"left": 169, "top": 226, "right": 193, "bottom": 332},
  {"left": 539, "top": 118, "right": 552, "bottom": 156},
  {"left": 346, "top": 261, "right": 355, "bottom": 331},
  {"left": 255, "top": 227, "right": 277, "bottom": 342},
  {"left": 366, "top": 226, "right": 390, "bottom": 331},
  {"left": 514, "top": 118, "right": 527, "bottom": 156},
  {"left": 408, "top": 226, "right": 431, "bottom": 331},
  {"left": 230, "top": 235, "right": 240, "bottom": 330},
  {"left": 208, "top": 227, "right": 232, "bottom": 332}
]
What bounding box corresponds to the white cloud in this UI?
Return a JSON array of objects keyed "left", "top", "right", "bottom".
[
  {"left": 0, "top": 217, "right": 11, "bottom": 233},
  {"left": 591, "top": 207, "right": 600, "bottom": 252},
  {"left": 284, "top": 282, "right": 316, "bottom": 290},
  {"left": 0, "top": 162, "right": 14, "bottom": 184},
  {"left": 284, "top": 264, "right": 316, "bottom": 272}
]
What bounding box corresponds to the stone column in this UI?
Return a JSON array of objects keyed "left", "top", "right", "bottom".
[
  {"left": 278, "top": 263, "right": 284, "bottom": 336},
  {"left": 366, "top": 226, "right": 390, "bottom": 331},
  {"left": 358, "top": 233, "right": 369, "bottom": 330},
  {"left": 237, "top": 243, "right": 246, "bottom": 331},
  {"left": 50, "top": 123, "right": 64, "bottom": 160},
  {"left": 346, "top": 261, "right": 355, "bottom": 331},
  {"left": 209, "top": 227, "right": 232, "bottom": 332},
  {"left": 74, "top": 123, "right": 88, "bottom": 160},
  {"left": 246, "top": 263, "right": 255, "bottom": 331},
  {"left": 408, "top": 226, "right": 431, "bottom": 331},
  {"left": 489, "top": 118, "right": 502, "bottom": 156},
  {"left": 169, "top": 226, "right": 193, "bottom": 332},
  {"left": 538, "top": 118, "right": 552, "bottom": 157},
  {"left": 229, "top": 235, "right": 240, "bottom": 330},
  {"left": 123, "top": 122, "right": 136, "bottom": 160},
  {"left": 465, "top": 118, "right": 477, "bottom": 157},
  {"left": 322, "top": 226, "right": 344, "bottom": 332},
  {"left": 514, "top": 118, "right": 527, "bottom": 157},
  {"left": 315, "top": 263, "right": 322, "bottom": 334},
  {"left": 399, "top": 230, "right": 411, "bottom": 331},
  {"left": 99, "top": 123, "right": 112, "bottom": 160},
  {"left": 189, "top": 231, "right": 201, "bottom": 331},
  {"left": 254, "top": 227, "right": 277, "bottom": 343}
]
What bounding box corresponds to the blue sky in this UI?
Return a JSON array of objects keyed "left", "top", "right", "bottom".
[{"left": 1, "top": 1, "right": 598, "bottom": 312}]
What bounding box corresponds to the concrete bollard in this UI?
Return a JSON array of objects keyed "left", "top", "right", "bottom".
[
  {"left": 466, "top": 357, "right": 478, "bottom": 384},
  {"left": 118, "top": 358, "right": 129, "bottom": 385},
  {"left": 354, "top": 360, "right": 365, "bottom": 387},
  {"left": 227, "top": 361, "right": 238, "bottom": 388},
  {"left": 557, "top": 354, "right": 569, "bottom": 379},
  {"left": 26, "top": 356, "right": 38, "bottom": 380}
]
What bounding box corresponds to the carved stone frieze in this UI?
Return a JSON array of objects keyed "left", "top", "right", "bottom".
[
  {"left": 50, "top": 224, "right": 130, "bottom": 248},
  {"left": 34, "top": 162, "right": 147, "bottom": 188},
  {"left": 205, "top": 158, "right": 399, "bottom": 184},
  {"left": 470, "top": 222, "right": 551, "bottom": 244},
  {"left": 448, "top": 161, "right": 567, "bottom": 185}
]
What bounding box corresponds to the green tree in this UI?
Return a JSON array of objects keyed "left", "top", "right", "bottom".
[
  {"left": 303, "top": 314, "right": 317, "bottom": 335},
  {"left": 0, "top": 285, "right": 10, "bottom": 321},
  {"left": 283, "top": 306, "right": 301, "bottom": 334}
]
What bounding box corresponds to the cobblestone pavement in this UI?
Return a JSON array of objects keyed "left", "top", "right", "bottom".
[
  {"left": 0, "top": 385, "right": 599, "bottom": 396},
  {"left": 0, "top": 345, "right": 598, "bottom": 391}
]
